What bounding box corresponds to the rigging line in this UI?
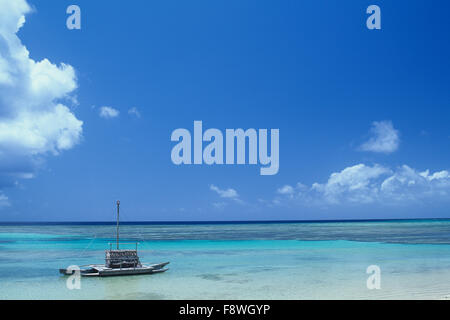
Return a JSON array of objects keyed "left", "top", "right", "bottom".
[
  {"left": 120, "top": 205, "right": 147, "bottom": 243},
  {"left": 78, "top": 233, "right": 98, "bottom": 258}
]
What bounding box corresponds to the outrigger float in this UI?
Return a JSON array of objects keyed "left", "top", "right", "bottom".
[{"left": 59, "top": 201, "right": 169, "bottom": 277}]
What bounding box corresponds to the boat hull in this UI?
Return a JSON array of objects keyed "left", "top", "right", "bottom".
[
  {"left": 59, "top": 262, "right": 170, "bottom": 277},
  {"left": 97, "top": 267, "right": 168, "bottom": 277}
]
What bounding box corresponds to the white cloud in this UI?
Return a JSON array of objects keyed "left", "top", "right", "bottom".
[
  {"left": 0, "top": 104, "right": 82, "bottom": 155},
  {"left": 380, "top": 165, "right": 450, "bottom": 202},
  {"left": 275, "top": 164, "right": 450, "bottom": 206},
  {"left": 360, "top": 121, "right": 399, "bottom": 153},
  {"left": 128, "top": 107, "right": 141, "bottom": 118},
  {"left": 311, "top": 164, "right": 390, "bottom": 204},
  {"left": 210, "top": 184, "right": 239, "bottom": 199},
  {"left": 277, "top": 185, "right": 294, "bottom": 195},
  {"left": 99, "top": 106, "right": 119, "bottom": 119},
  {"left": 0, "top": 193, "right": 10, "bottom": 208},
  {"left": 0, "top": 0, "right": 83, "bottom": 196}
]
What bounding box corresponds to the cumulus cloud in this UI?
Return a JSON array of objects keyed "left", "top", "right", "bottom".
[
  {"left": 311, "top": 164, "right": 390, "bottom": 204},
  {"left": 277, "top": 185, "right": 294, "bottom": 195},
  {"left": 360, "top": 121, "right": 399, "bottom": 153},
  {"left": 99, "top": 106, "right": 119, "bottom": 119},
  {"left": 0, "top": 0, "right": 83, "bottom": 194},
  {"left": 210, "top": 185, "right": 245, "bottom": 208},
  {"left": 128, "top": 107, "right": 141, "bottom": 118},
  {"left": 275, "top": 164, "right": 450, "bottom": 206},
  {"left": 380, "top": 166, "right": 450, "bottom": 202},
  {"left": 210, "top": 184, "right": 239, "bottom": 199}
]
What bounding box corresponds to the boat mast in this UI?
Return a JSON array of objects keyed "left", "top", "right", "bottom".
[{"left": 116, "top": 200, "right": 120, "bottom": 250}]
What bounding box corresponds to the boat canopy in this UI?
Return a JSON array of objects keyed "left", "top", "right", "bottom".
[{"left": 105, "top": 250, "right": 141, "bottom": 268}]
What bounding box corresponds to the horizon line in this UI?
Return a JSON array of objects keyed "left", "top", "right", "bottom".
[{"left": 0, "top": 217, "right": 449, "bottom": 225}]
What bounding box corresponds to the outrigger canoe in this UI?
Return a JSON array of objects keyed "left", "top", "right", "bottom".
[
  {"left": 59, "top": 262, "right": 169, "bottom": 277},
  {"left": 59, "top": 201, "right": 170, "bottom": 278}
]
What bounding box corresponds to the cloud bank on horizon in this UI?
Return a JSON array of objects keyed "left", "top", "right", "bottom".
[
  {"left": 274, "top": 163, "right": 450, "bottom": 207},
  {"left": 218, "top": 121, "right": 449, "bottom": 210},
  {"left": 0, "top": 0, "right": 82, "bottom": 206}
]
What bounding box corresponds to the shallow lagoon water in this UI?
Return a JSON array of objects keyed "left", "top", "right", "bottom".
[{"left": 1, "top": 220, "right": 450, "bottom": 299}]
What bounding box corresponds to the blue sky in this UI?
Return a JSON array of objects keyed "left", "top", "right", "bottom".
[{"left": 0, "top": 0, "right": 449, "bottom": 221}]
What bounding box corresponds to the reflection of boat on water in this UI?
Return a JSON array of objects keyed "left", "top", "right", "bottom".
[{"left": 59, "top": 200, "right": 169, "bottom": 277}]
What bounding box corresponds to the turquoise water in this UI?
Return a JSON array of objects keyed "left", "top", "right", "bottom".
[{"left": 1, "top": 220, "right": 450, "bottom": 299}]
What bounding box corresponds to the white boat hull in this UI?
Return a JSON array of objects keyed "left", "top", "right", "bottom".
[{"left": 60, "top": 262, "right": 170, "bottom": 277}]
